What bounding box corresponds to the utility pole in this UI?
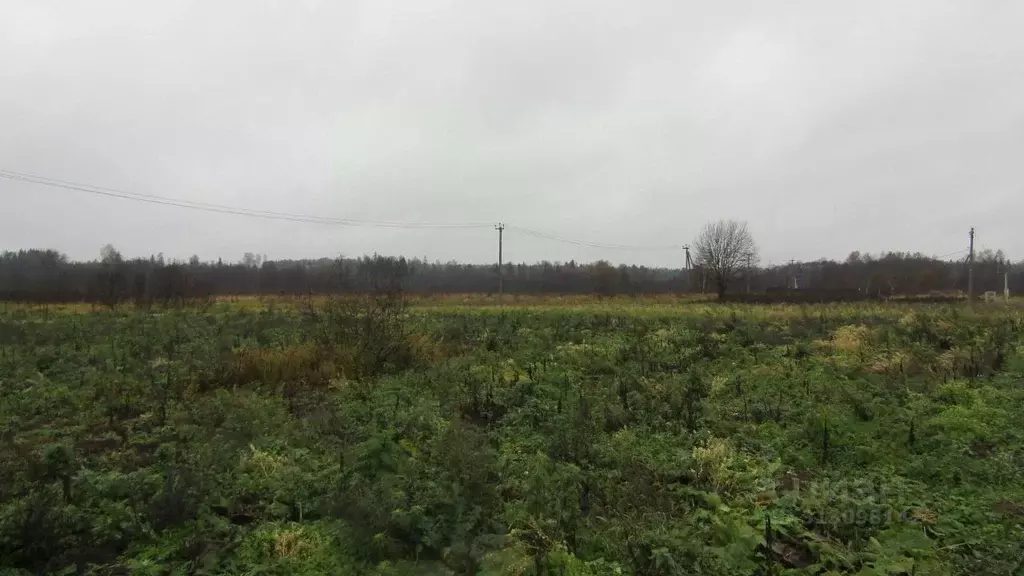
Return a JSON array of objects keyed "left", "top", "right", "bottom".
[
  {"left": 968, "top": 227, "right": 975, "bottom": 303},
  {"left": 682, "top": 245, "right": 692, "bottom": 293},
  {"left": 1005, "top": 263, "right": 1011, "bottom": 303},
  {"left": 495, "top": 223, "right": 505, "bottom": 302},
  {"left": 745, "top": 253, "right": 753, "bottom": 293}
]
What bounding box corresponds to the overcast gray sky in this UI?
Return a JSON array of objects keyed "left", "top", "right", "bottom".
[{"left": 2, "top": 0, "right": 1022, "bottom": 267}]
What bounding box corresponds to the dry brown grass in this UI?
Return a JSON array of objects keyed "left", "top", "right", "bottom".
[
  {"left": 272, "top": 526, "right": 312, "bottom": 559},
  {"left": 227, "top": 344, "right": 334, "bottom": 387},
  {"left": 830, "top": 325, "right": 871, "bottom": 352}
]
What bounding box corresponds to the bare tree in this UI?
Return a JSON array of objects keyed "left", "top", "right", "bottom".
[
  {"left": 100, "top": 244, "right": 123, "bottom": 265},
  {"left": 693, "top": 219, "right": 758, "bottom": 298}
]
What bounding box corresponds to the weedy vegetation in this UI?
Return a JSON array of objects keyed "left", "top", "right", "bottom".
[{"left": 1, "top": 296, "right": 1023, "bottom": 575}]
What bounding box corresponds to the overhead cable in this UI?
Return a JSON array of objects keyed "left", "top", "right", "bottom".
[{"left": 0, "top": 169, "right": 490, "bottom": 229}]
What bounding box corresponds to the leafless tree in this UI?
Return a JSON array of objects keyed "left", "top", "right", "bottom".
[
  {"left": 693, "top": 219, "right": 758, "bottom": 298},
  {"left": 100, "top": 244, "right": 122, "bottom": 265}
]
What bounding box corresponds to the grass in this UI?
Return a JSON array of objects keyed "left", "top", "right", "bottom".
[{"left": 0, "top": 296, "right": 1022, "bottom": 574}]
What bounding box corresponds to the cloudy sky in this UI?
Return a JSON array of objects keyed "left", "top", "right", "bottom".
[{"left": 2, "top": 0, "right": 1022, "bottom": 267}]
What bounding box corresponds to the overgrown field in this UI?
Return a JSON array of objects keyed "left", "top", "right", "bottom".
[{"left": 1, "top": 298, "right": 1023, "bottom": 575}]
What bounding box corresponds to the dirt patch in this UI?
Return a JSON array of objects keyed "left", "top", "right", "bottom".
[
  {"left": 769, "top": 536, "right": 815, "bottom": 569},
  {"left": 993, "top": 501, "right": 1024, "bottom": 519},
  {"left": 970, "top": 440, "right": 996, "bottom": 459},
  {"left": 76, "top": 436, "right": 122, "bottom": 456}
]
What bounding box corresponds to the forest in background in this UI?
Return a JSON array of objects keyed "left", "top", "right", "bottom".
[{"left": 0, "top": 246, "right": 1018, "bottom": 304}]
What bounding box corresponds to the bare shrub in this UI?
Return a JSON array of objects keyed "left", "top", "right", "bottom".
[{"left": 302, "top": 289, "right": 418, "bottom": 380}]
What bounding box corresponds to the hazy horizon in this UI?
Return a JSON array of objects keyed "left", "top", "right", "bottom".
[{"left": 5, "top": 236, "right": 1003, "bottom": 270}]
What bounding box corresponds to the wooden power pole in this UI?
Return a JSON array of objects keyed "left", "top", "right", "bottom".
[
  {"left": 683, "top": 245, "right": 692, "bottom": 293},
  {"left": 968, "top": 227, "right": 975, "bottom": 303},
  {"left": 496, "top": 223, "right": 505, "bottom": 302},
  {"left": 745, "top": 253, "right": 753, "bottom": 293},
  {"left": 1005, "top": 264, "right": 1010, "bottom": 303}
]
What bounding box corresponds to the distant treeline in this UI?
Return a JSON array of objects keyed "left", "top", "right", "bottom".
[{"left": 0, "top": 246, "right": 1018, "bottom": 304}]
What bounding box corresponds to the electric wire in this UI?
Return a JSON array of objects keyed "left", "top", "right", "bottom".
[
  {"left": 1, "top": 168, "right": 983, "bottom": 258},
  {"left": 934, "top": 248, "right": 969, "bottom": 260},
  {"left": 0, "top": 169, "right": 491, "bottom": 229},
  {"left": 2, "top": 168, "right": 679, "bottom": 250},
  {"left": 506, "top": 225, "right": 678, "bottom": 251}
]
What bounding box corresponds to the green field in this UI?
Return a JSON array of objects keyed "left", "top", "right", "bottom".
[{"left": 1, "top": 298, "right": 1023, "bottom": 575}]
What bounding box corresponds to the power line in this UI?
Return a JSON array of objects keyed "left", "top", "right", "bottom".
[
  {"left": 935, "top": 248, "right": 969, "bottom": 260},
  {"left": 2, "top": 168, "right": 681, "bottom": 251},
  {"left": 1, "top": 167, "right": 986, "bottom": 261},
  {"left": 506, "top": 224, "right": 677, "bottom": 251},
  {"left": 0, "top": 169, "right": 491, "bottom": 229}
]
